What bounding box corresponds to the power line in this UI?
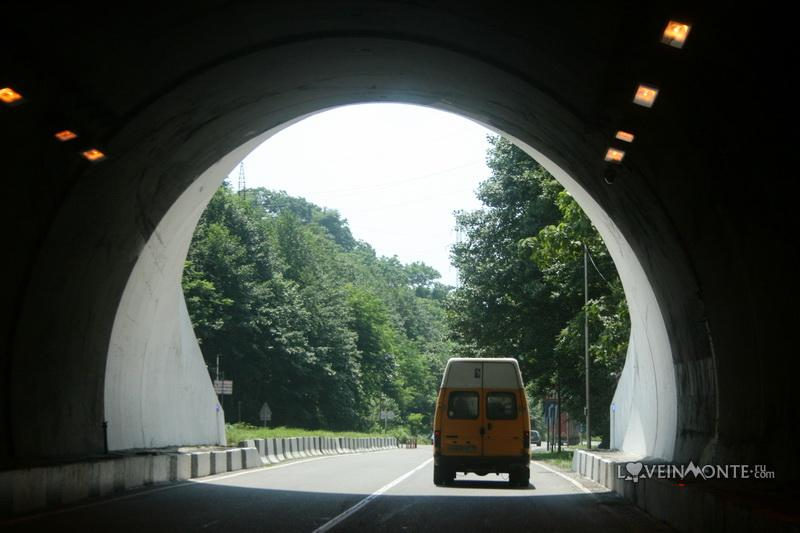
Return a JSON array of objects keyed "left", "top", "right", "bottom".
[
  {"left": 583, "top": 242, "right": 615, "bottom": 289},
  {"left": 299, "top": 159, "right": 486, "bottom": 198}
]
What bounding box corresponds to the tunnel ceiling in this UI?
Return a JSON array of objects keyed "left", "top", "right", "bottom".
[{"left": 1, "top": 2, "right": 795, "bottom": 478}]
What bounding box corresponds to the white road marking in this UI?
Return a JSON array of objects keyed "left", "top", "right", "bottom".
[
  {"left": 312, "top": 457, "right": 433, "bottom": 532},
  {"left": 533, "top": 460, "right": 592, "bottom": 494},
  {"left": 1, "top": 449, "right": 396, "bottom": 525}
]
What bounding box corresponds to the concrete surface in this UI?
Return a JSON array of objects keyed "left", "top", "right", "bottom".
[
  {"left": 2, "top": 447, "right": 673, "bottom": 532},
  {"left": 1, "top": 3, "right": 796, "bottom": 491}
]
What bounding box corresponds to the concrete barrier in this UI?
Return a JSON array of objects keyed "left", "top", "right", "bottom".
[
  {"left": 91, "top": 458, "right": 117, "bottom": 497},
  {"left": 266, "top": 439, "right": 280, "bottom": 463},
  {"left": 7, "top": 467, "right": 47, "bottom": 515},
  {"left": 308, "top": 437, "right": 319, "bottom": 456},
  {"left": 150, "top": 455, "right": 171, "bottom": 484},
  {"left": 0, "top": 433, "right": 404, "bottom": 519},
  {"left": 237, "top": 439, "right": 256, "bottom": 450},
  {"left": 570, "top": 449, "right": 800, "bottom": 533},
  {"left": 210, "top": 451, "right": 228, "bottom": 475},
  {"left": 226, "top": 449, "right": 242, "bottom": 471},
  {"left": 123, "top": 456, "right": 149, "bottom": 490},
  {"left": 241, "top": 447, "right": 260, "bottom": 469},
  {"left": 254, "top": 438, "right": 266, "bottom": 457},
  {"left": 170, "top": 453, "right": 191, "bottom": 481},
  {"left": 275, "top": 438, "right": 286, "bottom": 461},
  {"left": 309, "top": 437, "right": 319, "bottom": 456},
  {"left": 191, "top": 452, "right": 211, "bottom": 478}
]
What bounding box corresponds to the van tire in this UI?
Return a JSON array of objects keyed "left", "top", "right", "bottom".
[
  {"left": 510, "top": 467, "right": 530, "bottom": 487},
  {"left": 433, "top": 465, "right": 443, "bottom": 485}
]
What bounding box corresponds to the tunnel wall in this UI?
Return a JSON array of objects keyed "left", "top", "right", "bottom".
[
  {"left": 103, "top": 150, "right": 244, "bottom": 450},
  {"left": 3, "top": 3, "right": 795, "bottom": 479},
  {"left": 512, "top": 139, "right": 677, "bottom": 460}
]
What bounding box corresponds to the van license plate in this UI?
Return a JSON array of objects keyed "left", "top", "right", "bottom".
[{"left": 447, "top": 444, "right": 477, "bottom": 452}]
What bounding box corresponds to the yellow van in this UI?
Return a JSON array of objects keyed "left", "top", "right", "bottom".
[{"left": 433, "top": 357, "right": 530, "bottom": 486}]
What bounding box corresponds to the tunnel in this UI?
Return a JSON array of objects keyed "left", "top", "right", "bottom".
[{"left": 2, "top": 0, "right": 795, "bottom": 490}]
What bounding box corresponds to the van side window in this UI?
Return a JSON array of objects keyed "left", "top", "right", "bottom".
[
  {"left": 448, "top": 391, "right": 479, "bottom": 419},
  {"left": 486, "top": 392, "right": 517, "bottom": 420}
]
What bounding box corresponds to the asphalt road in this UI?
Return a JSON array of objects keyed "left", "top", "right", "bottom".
[{"left": 4, "top": 447, "right": 672, "bottom": 532}]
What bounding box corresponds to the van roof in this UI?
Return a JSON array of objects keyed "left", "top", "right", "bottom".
[{"left": 441, "top": 358, "right": 524, "bottom": 388}]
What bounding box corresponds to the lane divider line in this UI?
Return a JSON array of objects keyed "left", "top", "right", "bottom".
[
  {"left": 533, "top": 460, "right": 592, "bottom": 494},
  {"left": 312, "top": 457, "right": 433, "bottom": 532}
]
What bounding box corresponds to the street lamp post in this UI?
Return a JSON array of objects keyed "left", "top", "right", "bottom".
[{"left": 584, "top": 244, "right": 591, "bottom": 449}]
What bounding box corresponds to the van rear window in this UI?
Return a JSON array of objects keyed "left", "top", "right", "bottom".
[
  {"left": 487, "top": 392, "right": 517, "bottom": 419},
  {"left": 448, "top": 391, "right": 479, "bottom": 419}
]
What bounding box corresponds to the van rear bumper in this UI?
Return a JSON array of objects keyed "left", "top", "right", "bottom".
[{"left": 435, "top": 454, "right": 529, "bottom": 474}]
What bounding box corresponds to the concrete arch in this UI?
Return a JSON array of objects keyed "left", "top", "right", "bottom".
[
  {"left": 3, "top": 3, "right": 792, "bottom": 478},
  {"left": 103, "top": 98, "right": 679, "bottom": 461}
]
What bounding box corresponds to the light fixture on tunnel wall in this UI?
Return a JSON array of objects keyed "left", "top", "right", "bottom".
[
  {"left": 633, "top": 84, "right": 659, "bottom": 108},
  {"left": 54, "top": 130, "right": 78, "bottom": 142},
  {"left": 604, "top": 148, "right": 625, "bottom": 163},
  {"left": 0, "top": 86, "right": 23, "bottom": 105},
  {"left": 81, "top": 148, "right": 106, "bottom": 162},
  {"left": 615, "top": 130, "right": 635, "bottom": 143},
  {"left": 662, "top": 21, "right": 691, "bottom": 48}
]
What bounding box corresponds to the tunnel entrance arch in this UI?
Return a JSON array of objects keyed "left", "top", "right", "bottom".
[
  {"left": 99, "top": 40, "right": 685, "bottom": 461},
  {"left": 6, "top": 5, "right": 734, "bottom": 474}
]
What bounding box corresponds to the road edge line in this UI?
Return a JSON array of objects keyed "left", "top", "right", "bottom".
[{"left": 533, "top": 460, "right": 592, "bottom": 494}]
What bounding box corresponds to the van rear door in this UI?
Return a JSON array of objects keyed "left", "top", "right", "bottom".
[
  {"left": 440, "top": 360, "right": 483, "bottom": 457},
  {"left": 482, "top": 362, "right": 525, "bottom": 457}
]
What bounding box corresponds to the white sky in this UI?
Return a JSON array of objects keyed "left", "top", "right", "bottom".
[{"left": 225, "top": 103, "right": 494, "bottom": 286}]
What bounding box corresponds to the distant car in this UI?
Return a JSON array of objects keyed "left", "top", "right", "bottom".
[{"left": 530, "top": 430, "right": 542, "bottom": 446}]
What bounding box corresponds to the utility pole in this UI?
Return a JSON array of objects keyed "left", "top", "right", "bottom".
[
  {"left": 584, "top": 243, "right": 591, "bottom": 449},
  {"left": 556, "top": 377, "right": 562, "bottom": 453}
]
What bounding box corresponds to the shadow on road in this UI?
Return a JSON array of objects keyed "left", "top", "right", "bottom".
[
  {"left": 444, "top": 479, "right": 536, "bottom": 490},
  {"left": 3, "top": 479, "right": 670, "bottom": 532}
]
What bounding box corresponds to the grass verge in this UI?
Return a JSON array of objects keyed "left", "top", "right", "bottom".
[
  {"left": 531, "top": 449, "right": 574, "bottom": 470},
  {"left": 226, "top": 423, "right": 393, "bottom": 445}
]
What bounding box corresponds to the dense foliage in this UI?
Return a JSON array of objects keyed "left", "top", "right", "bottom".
[
  {"left": 183, "top": 186, "right": 454, "bottom": 432},
  {"left": 184, "top": 136, "right": 629, "bottom": 443},
  {"left": 448, "top": 137, "right": 629, "bottom": 443}
]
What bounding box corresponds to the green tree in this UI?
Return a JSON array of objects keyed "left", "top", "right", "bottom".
[
  {"left": 448, "top": 136, "right": 629, "bottom": 444},
  {"left": 183, "top": 183, "right": 457, "bottom": 432}
]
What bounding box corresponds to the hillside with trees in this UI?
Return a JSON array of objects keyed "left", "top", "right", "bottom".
[
  {"left": 183, "top": 186, "right": 454, "bottom": 435},
  {"left": 183, "top": 137, "right": 629, "bottom": 443}
]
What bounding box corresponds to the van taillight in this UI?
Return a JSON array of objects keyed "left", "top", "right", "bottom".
[
  {"left": 434, "top": 430, "right": 441, "bottom": 448},
  {"left": 523, "top": 430, "right": 530, "bottom": 449}
]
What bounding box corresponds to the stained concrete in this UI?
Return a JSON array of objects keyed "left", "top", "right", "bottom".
[{"left": 0, "top": 3, "right": 796, "bottom": 487}]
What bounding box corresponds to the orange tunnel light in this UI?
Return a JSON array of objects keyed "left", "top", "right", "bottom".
[
  {"left": 662, "top": 21, "right": 691, "bottom": 48},
  {"left": 55, "top": 130, "right": 78, "bottom": 142},
  {"left": 0, "top": 87, "right": 23, "bottom": 104},
  {"left": 605, "top": 148, "right": 625, "bottom": 163},
  {"left": 81, "top": 148, "right": 106, "bottom": 162},
  {"left": 633, "top": 84, "right": 659, "bottom": 108},
  {"left": 615, "top": 130, "right": 635, "bottom": 143}
]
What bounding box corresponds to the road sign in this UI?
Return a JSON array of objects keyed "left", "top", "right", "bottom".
[
  {"left": 259, "top": 402, "right": 272, "bottom": 422},
  {"left": 379, "top": 410, "right": 395, "bottom": 420},
  {"left": 213, "top": 380, "right": 233, "bottom": 395}
]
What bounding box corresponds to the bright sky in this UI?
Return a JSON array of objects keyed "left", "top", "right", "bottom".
[{"left": 225, "top": 103, "right": 494, "bottom": 286}]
